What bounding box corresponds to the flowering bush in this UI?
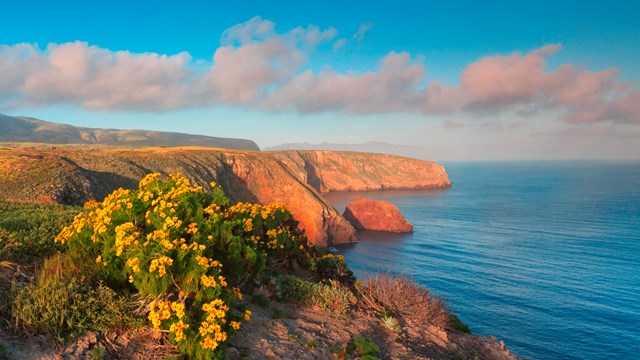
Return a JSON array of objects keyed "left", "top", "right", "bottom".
[{"left": 56, "top": 173, "right": 313, "bottom": 359}]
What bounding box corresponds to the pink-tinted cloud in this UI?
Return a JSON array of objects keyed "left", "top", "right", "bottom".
[
  {"left": 264, "top": 52, "right": 424, "bottom": 113},
  {"left": 456, "top": 45, "right": 639, "bottom": 123},
  {"left": 208, "top": 39, "right": 303, "bottom": 105},
  {"left": 0, "top": 18, "right": 638, "bottom": 126},
  {"left": 1, "top": 42, "right": 194, "bottom": 110}
]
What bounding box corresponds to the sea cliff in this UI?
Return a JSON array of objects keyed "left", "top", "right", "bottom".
[{"left": 0, "top": 146, "right": 450, "bottom": 247}]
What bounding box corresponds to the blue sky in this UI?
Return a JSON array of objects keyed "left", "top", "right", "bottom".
[{"left": 1, "top": 0, "right": 639, "bottom": 160}]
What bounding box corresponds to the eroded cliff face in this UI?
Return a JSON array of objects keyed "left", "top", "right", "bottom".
[
  {"left": 272, "top": 150, "right": 451, "bottom": 193},
  {"left": 0, "top": 147, "right": 450, "bottom": 246}
]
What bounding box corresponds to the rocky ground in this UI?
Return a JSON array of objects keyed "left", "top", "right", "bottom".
[{"left": 0, "top": 293, "right": 519, "bottom": 360}]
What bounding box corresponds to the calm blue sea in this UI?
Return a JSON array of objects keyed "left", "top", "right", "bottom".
[{"left": 326, "top": 161, "right": 640, "bottom": 360}]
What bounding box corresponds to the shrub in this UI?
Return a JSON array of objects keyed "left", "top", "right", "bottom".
[
  {"left": 316, "top": 253, "right": 354, "bottom": 285},
  {"left": 275, "top": 274, "right": 314, "bottom": 303},
  {"left": 11, "top": 279, "right": 138, "bottom": 341},
  {"left": 380, "top": 314, "right": 401, "bottom": 333},
  {"left": 310, "top": 280, "right": 354, "bottom": 316},
  {"left": 349, "top": 336, "right": 379, "bottom": 357},
  {"left": 358, "top": 274, "right": 449, "bottom": 328},
  {"left": 275, "top": 275, "right": 354, "bottom": 316},
  {"left": 55, "top": 173, "right": 314, "bottom": 359}
]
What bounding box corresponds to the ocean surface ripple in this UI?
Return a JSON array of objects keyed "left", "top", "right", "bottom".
[{"left": 327, "top": 161, "right": 640, "bottom": 360}]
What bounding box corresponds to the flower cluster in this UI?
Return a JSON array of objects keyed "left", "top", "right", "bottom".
[{"left": 56, "top": 173, "right": 313, "bottom": 358}]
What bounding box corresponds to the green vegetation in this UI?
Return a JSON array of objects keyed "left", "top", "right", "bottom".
[
  {"left": 349, "top": 335, "right": 380, "bottom": 358},
  {"left": 51, "top": 173, "right": 340, "bottom": 359},
  {"left": 274, "top": 275, "right": 354, "bottom": 316},
  {"left": 275, "top": 274, "right": 315, "bottom": 303},
  {"left": 0, "top": 171, "right": 470, "bottom": 359},
  {"left": 449, "top": 314, "right": 472, "bottom": 334},
  {"left": 90, "top": 346, "right": 106, "bottom": 360},
  {"left": 251, "top": 293, "right": 270, "bottom": 308},
  {"left": 310, "top": 280, "right": 354, "bottom": 316},
  {"left": 380, "top": 314, "right": 402, "bottom": 333},
  {"left": 271, "top": 307, "right": 283, "bottom": 319},
  {"left": 11, "top": 278, "right": 139, "bottom": 341},
  {"left": 0, "top": 202, "right": 79, "bottom": 262}
]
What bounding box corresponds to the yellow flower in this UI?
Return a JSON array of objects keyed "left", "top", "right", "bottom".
[
  {"left": 169, "top": 320, "right": 190, "bottom": 342},
  {"left": 171, "top": 301, "right": 185, "bottom": 319},
  {"left": 201, "top": 274, "right": 218, "bottom": 288}
]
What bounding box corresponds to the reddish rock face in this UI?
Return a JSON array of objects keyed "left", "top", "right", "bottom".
[
  {"left": 343, "top": 199, "right": 413, "bottom": 233},
  {"left": 0, "top": 148, "right": 447, "bottom": 246}
]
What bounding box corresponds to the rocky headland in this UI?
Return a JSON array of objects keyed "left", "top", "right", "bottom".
[{"left": 0, "top": 146, "right": 450, "bottom": 247}]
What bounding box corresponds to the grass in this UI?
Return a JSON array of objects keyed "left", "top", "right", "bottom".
[
  {"left": 0, "top": 202, "right": 79, "bottom": 262},
  {"left": 9, "top": 252, "right": 142, "bottom": 341}
]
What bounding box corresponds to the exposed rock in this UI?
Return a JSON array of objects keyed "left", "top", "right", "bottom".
[
  {"left": 225, "top": 296, "right": 519, "bottom": 360},
  {"left": 272, "top": 150, "right": 451, "bottom": 193},
  {"left": 343, "top": 199, "right": 414, "bottom": 233},
  {"left": 0, "top": 147, "right": 450, "bottom": 246},
  {"left": 1, "top": 298, "right": 519, "bottom": 360}
]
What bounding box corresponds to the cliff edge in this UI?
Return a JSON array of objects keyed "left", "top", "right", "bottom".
[{"left": 0, "top": 146, "right": 451, "bottom": 247}]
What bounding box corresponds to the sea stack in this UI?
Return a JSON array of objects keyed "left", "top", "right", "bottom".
[{"left": 343, "top": 199, "right": 413, "bottom": 233}]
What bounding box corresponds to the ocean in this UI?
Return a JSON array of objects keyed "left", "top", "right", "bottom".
[{"left": 326, "top": 161, "right": 640, "bottom": 360}]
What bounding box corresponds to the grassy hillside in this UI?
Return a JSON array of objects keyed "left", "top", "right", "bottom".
[{"left": 0, "top": 114, "right": 260, "bottom": 150}]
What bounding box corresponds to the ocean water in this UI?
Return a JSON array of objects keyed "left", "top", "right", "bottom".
[{"left": 326, "top": 161, "right": 640, "bottom": 360}]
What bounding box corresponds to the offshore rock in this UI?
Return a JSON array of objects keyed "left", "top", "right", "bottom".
[{"left": 343, "top": 199, "right": 413, "bottom": 233}]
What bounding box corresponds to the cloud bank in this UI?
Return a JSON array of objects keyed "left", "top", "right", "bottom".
[{"left": 1, "top": 16, "right": 638, "bottom": 124}]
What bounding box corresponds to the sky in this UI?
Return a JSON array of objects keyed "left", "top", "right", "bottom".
[{"left": 1, "top": 0, "right": 639, "bottom": 160}]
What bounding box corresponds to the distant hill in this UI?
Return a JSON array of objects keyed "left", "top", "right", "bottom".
[
  {"left": 0, "top": 114, "right": 260, "bottom": 150},
  {"left": 265, "top": 141, "right": 432, "bottom": 160}
]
